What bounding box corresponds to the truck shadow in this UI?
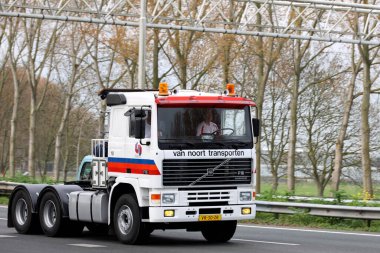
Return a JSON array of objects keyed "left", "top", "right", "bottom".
[{"left": 80, "top": 230, "right": 237, "bottom": 247}]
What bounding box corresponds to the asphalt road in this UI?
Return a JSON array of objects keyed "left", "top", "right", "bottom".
[{"left": 1, "top": 205, "right": 379, "bottom": 253}]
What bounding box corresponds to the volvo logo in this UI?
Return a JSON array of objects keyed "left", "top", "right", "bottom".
[{"left": 207, "top": 168, "right": 214, "bottom": 176}]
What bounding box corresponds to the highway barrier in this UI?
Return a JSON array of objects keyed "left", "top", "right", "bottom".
[
  {"left": 0, "top": 181, "right": 21, "bottom": 195},
  {"left": 255, "top": 200, "right": 380, "bottom": 220}
]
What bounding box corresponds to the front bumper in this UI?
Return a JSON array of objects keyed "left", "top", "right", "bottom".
[{"left": 146, "top": 204, "right": 256, "bottom": 223}]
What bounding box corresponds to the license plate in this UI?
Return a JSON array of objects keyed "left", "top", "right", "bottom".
[{"left": 198, "top": 214, "right": 222, "bottom": 221}]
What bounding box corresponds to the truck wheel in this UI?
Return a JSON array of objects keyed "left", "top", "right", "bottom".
[
  {"left": 201, "top": 220, "right": 237, "bottom": 243},
  {"left": 39, "top": 192, "right": 65, "bottom": 237},
  {"left": 39, "top": 192, "right": 84, "bottom": 237},
  {"left": 113, "top": 194, "right": 147, "bottom": 244},
  {"left": 11, "top": 190, "right": 37, "bottom": 234}
]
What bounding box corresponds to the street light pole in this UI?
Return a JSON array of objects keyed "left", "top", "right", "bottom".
[{"left": 137, "top": 0, "right": 147, "bottom": 89}]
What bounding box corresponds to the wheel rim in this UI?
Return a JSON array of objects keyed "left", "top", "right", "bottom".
[
  {"left": 43, "top": 200, "right": 57, "bottom": 228},
  {"left": 117, "top": 205, "right": 133, "bottom": 235},
  {"left": 15, "top": 198, "right": 28, "bottom": 226}
]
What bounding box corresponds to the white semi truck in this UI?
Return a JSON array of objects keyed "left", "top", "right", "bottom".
[{"left": 7, "top": 84, "right": 260, "bottom": 244}]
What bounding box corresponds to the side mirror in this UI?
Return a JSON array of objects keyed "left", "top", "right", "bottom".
[
  {"left": 252, "top": 118, "right": 260, "bottom": 137},
  {"left": 135, "top": 117, "right": 146, "bottom": 139}
]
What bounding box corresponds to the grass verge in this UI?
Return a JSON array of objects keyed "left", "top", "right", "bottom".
[{"left": 0, "top": 196, "right": 9, "bottom": 205}]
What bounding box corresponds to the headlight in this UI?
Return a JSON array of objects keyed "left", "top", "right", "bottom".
[
  {"left": 240, "top": 192, "right": 252, "bottom": 201},
  {"left": 162, "top": 193, "right": 175, "bottom": 204}
]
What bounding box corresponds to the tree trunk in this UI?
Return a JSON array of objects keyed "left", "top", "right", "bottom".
[
  {"left": 271, "top": 173, "right": 279, "bottom": 191},
  {"left": 360, "top": 45, "right": 373, "bottom": 197},
  {"left": 179, "top": 55, "right": 187, "bottom": 89},
  {"left": 27, "top": 91, "right": 36, "bottom": 179},
  {"left": 9, "top": 61, "right": 19, "bottom": 178},
  {"left": 98, "top": 100, "right": 107, "bottom": 139},
  {"left": 222, "top": 35, "right": 232, "bottom": 84},
  {"left": 316, "top": 182, "right": 324, "bottom": 197},
  {"left": 53, "top": 95, "right": 72, "bottom": 182},
  {"left": 63, "top": 136, "right": 69, "bottom": 182},
  {"left": 255, "top": 34, "right": 265, "bottom": 194},
  {"left": 331, "top": 48, "right": 358, "bottom": 192},
  {"left": 287, "top": 76, "right": 299, "bottom": 193},
  {"left": 76, "top": 114, "right": 87, "bottom": 169},
  {"left": 153, "top": 29, "right": 159, "bottom": 89}
]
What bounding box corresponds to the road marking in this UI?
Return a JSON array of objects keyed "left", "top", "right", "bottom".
[
  {"left": 0, "top": 218, "right": 7, "bottom": 221},
  {"left": 0, "top": 205, "right": 7, "bottom": 209},
  {"left": 233, "top": 238, "right": 300, "bottom": 246},
  {"left": 0, "top": 235, "right": 16, "bottom": 238},
  {"left": 238, "top": 224, "right": 380, "bottom": 237},
  {"left": 68, "top": 244, "right": 107, "bottom": 248}
]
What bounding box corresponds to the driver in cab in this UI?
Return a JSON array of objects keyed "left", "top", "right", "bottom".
[{"left": 196, "top": 109, "right": 219, "bottom": 136}]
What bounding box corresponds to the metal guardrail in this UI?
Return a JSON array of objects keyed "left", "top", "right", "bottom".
[
  {"left": 0, "top": 181, "right": 22, "bottom": 195},
  {"left": 255, "top": 200, "right": 380, "bottom": 220},
  {"left": 257, "top": 194, "right": 380, "bottom": 204},
  {"left": 1, "top": 181, "right": 380, "bottom": 220}
]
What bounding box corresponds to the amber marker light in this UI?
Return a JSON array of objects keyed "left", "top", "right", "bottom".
[
  {"left": 226, "top": 83, "right": 235, "bottom": 96},
  {"left": 151, "top": 193, "right": 161, "bottom": 204},
  {"left": 159, "top": 82, "right": 169, "bottom": 96}
]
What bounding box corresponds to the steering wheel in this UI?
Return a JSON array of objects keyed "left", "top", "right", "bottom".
[{"left": 211, "top": 128, "right": 235, "bottom": 136}]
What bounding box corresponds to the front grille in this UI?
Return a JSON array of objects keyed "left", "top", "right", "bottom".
[{"left": 163, "top": 158, "right": 252, "bottom": 186}]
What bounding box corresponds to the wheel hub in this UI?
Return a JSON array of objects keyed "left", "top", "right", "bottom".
[
  {"left": 117, "top": 205, "right": 133, "bottom": 235},
  {"left": 43, "top": 200, "right": 57, "bottom": 228},
  {"left": 15, "top": 198, "right": 28, "bottom": 226}
]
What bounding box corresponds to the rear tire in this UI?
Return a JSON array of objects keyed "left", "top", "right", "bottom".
[
  {"left": 39, "top": 192, "right": 83, "bottom": 237},
  {"left": 39, "top": 192, "right": 64, "bottom": 237},
  {"left": 113, "top": 194, "right": 148, "bottom": 244},
  {"left": 11, "top": 190, "right": 38, "bottom": 234},
  {"left": 201, "top": 220, "right": 237, "bottom": 243}
]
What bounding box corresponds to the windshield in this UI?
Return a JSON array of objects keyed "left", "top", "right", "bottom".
[{"left": 158, "top": 106, "right": 253, "bottom": 149}]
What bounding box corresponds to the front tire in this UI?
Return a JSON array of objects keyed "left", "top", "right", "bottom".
[
  {"left": 11, "top": 190, "right": 38, "bottom": 234},
  {"left": 201, "top": 220, "right": 237, "bottom": 243},
  {"left": 113, "top": 194, "right": 147, "bottom": 244}
]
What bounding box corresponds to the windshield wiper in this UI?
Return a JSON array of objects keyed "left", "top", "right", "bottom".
[
  {"left": 212, "top": 142, "right": 229, "bottom": 148},
  {"left": 223, "top": 140, "right": 250, "bottom": 149}
]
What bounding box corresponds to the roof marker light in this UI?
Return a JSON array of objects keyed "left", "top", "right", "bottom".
[
  {"left": 159, "top": 82, "right": 169, "bottom": 96},
  {"left": 226, "top": 83, "right": 236, "bottom": 96}
]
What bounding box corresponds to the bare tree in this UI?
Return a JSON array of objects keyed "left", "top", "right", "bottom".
[
  {"left": 6, "top": 17, "right": 27, "bottom": 177},
  {"left": 84, "top": 25, "right": 130, "bottom": 138},
  {"left": 52, "top": 22, "right": 92, "bottom": 182},
  {"left": 331, "top": 46, "right": 362, "bottom": 193},
  {"left": 298, "top": 70, "right": 343, "bottom": 196},
  {"left": 355, "top": 0, "right": 380, "bottom": 196},
  {"left": 261, "top": 74, "right": 290, "bottom": 191}
]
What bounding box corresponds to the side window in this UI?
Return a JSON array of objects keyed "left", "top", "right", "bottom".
[
  {"left": 129, "top": 109, "right": 151, "bottom": 138},
  {"left": 80, "top": 162, "right": 92, "bottom": 181}
]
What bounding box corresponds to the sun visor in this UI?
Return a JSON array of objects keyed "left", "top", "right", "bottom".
[{"left": 106, "top": 94, "right": 127, "bottom": 106}]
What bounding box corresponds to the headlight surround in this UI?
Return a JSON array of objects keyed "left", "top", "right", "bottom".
[
  {"left": 240, "top": 191, "right": 252, "bottom": 201},
  {"left": 162, "top": 193, "right": 175, "bottom": 204}
]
